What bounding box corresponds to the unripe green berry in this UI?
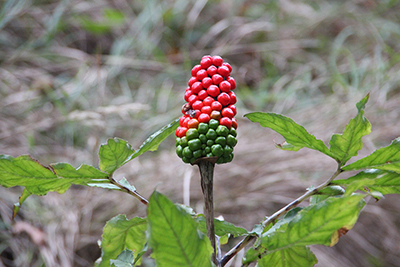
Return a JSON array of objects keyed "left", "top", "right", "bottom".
[
  {"left": 182, "top": 146, "right": 193, "bottom": 158},
  {"left": 215, "top": 136, "right": 227, "bottom": 146},
  {"left": 188, "top": 139, "right": 201, "bottom": 151}
]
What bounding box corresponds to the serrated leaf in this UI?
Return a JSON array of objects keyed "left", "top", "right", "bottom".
[
  {"left": 99, "top": 215, "right": 147, "bottom": 267},
  {"left": 147, "top": 191, "right": 213, "bottom": 267},
  {"left": 196, "top": 216, "right": 249, "bottom": 237},
  {"left": 13, "top": 188, "right": 32, "bottom": 219},
  {"left": 332, "top": 169, "right": 400, "bottom": 195},
  {"left": 99, "top": 138, "right": 135, "bottom": 174},
  {"left": 261, "top": 195, "right": 365, "bottom": 252},
  {"left": 110, "top": 249, "right": 134, "bottom": 267},
  {"left": 245, "top": 112, "right": 332, "bottom": 157},
  {"left": 329, "top": 94, "right": 371, "bottom": 165},
  {"left": 258, "top": 246, "right": 318, "bottom": 267},
  {"left": 342, "top": 137, "right": 400, "bottom": 172},
  {"left": 0, "top": 155, "right": 110, "bottom": 195}
]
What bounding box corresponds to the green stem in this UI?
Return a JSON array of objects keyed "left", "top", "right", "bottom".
[{"left": 109, "top": 177, "right": 149, "bottom": 205}]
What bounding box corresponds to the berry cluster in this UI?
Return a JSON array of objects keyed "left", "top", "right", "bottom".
[{"left": 175, "top": 55, "right": 238, "bottom": 164}]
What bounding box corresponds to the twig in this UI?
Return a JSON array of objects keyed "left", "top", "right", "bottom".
[
  {"left": 220, "top": 166, "right": 343, "bottom": 266},
  {"left": 109, "top": 177, "right": 149, "bottom": 205}
]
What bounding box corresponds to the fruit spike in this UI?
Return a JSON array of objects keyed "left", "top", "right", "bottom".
[{"left": 176, "top": 55, "right": 238, "bottom": 164}]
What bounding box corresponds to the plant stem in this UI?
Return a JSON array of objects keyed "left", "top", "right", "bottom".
[
  {"left": 220, "top": 166, "right": 343, "bottom": 266},
  {"left": 197, "top": 159, "right": 217, "bottom": 265},
  {"left": 109, "top": 177, "right": 149, "bottom": 205}
]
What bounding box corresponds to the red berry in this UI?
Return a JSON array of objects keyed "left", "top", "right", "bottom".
[
  {"left": 219, "top": 81, "right": 231, "bottom": 92},
  {"left": 191, "top": 65, "right": 202, "bottom": 77},
  {"left": 201, "top": 106, "right": 212, "bottom": 115},
  {"left": 228, "top": 91, "right": 237, "bottom": 104},
  {"left": 203, "top": 96, "right": 214, "bottom": 106},
  {"left": 200, "top": 56, "right": 212, "bottom": 69},
  {"left": 212, "top": 56, "right": 223, "bottom": 66},
  {"left": 182, "top": 116, "right": 191, "bottom": 127},
  {"left": 188, "top": 118, "right": 199, "bottom": 129},
  {"left": 217, "top": 92, "right": 231, "bottom": 106},
  {"left": 202, "top": 77, "right": 212, "bottom": 88},
  {"left": 210, "top": 110, "right": 221, "bottom": 120},
  {"left": 188, "top": 76, "right": 197, "bottom": 87},
  {"left": 191, "top": 81, "right": 203, "bottom": 94},
  {"left": 192, "top": 100, "right": 204, "bottom": 110},
  {"left": 226, "top": 76, "right": 236, "bottom": 90},
  {"left": 198, "top": 113, "right": 211, "bottom": 123},
  {"left": 228, "top": 104, "right": 237, "bottom": 115},
  {"left": 207, "top": 85, "right": 220, "bottom": 97},
  {"left": 221, "top": 107, "right": 234, "bottom": 118},
  {"left": 196, "top": 69, "right": 208, "bottom": 81},
  {"left": 218, "top": 66, "right": 230, "bottom": 77},
  {"left": 222, "top": 62, "right": 232, "bottom": 72},
  {"left": 184, "top": 89, "right": 192, "bottom": 102},
  {"left": 220, "top": 117, "right": 232, "bottom": 129},
  {"left": 176, "top": 127, "right": 188, "bottom": 137},
  {"left": 211, "top": 101, "right": 222, "bottom": 111},
  {"left": 198, "top": 89, "right": 208, "bottom": 100},
  {"left": 194, "top": 109, "right": 201, "bottom": 119},
  {"left": 212, "top": 74, "right": 223, "bottom": 85},
  {"left": 188, "top": 94, "right": 198, "bottom": 106},
  {"left": 207, "top": 65, "right": 218, "bottom": 76},
  {"left": 179, "top": 116, "right": 186, "bottom": 126},
  {"left": 232, "top": 118, "right": 238, "bottom": 129}
]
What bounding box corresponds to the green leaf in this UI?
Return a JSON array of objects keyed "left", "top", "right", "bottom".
[
  {"left": 332, "top": 169, "right": 400, "bottom": 195},
  {"left": 329, "top": 94, "right": 371, "bottom": 165},
  {"left": 342, "top": 137, "right": 400, "bottom": 172},
  {"left": 245, "top": 112, "right": 332, "bottom": 157},
  {"left": 261, "top": 195, "right": 365, "bottom": 252},
  {"left": 0, "top": 155, "right": 110, "bottom": 195},
  {"left": 110, "top": 249, "right": 134, "bottom": 267},
  {"left": 258, "top": 246, "right": 318, "bottom": 267},
  {"left": 147, "top": 191, "right": 213, "bottom": 267},
  {"left": 99, "top": 138, "right": 135, "bottom": 175},
  {"left": 196, "top": 216, "right": 249, "bottom": 237},
  {"left": 309, "top": 185, "right": 345, "bottom": 204},
  {"left": 99, "top": 215, "right": 147, "bottom": 267},
  {"left": 13, "top": 188, "right": 32, "bottom": 219}
]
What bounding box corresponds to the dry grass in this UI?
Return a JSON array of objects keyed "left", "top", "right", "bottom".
[{"left": 1, "top": 0, "right": 400, "bottom": 266}]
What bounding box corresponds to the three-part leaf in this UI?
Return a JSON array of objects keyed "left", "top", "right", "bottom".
[
  {"left": 245, "top": 112, "right": 333, "bottom": 157},
  {"left": 147, "top": 191, "right": 213, "bottom": 267},
  {"left": 329, "top": 94, "right": 371, "bottom": 165}
]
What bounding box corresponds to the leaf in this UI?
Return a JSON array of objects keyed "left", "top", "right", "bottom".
[
  {"left": 309, "top": 185, "right": 345, "bottom": 204},
  {"left": 342, "top": 137, "right": 400, "bottom": 172},
  {"left": 332, "top": 169, "right": 400, "bottom": 195},
  {"left": 13, "top": 188, "right": 32, "bottom": 219},
  {"left": 196, "top": 216, "right": 249, "bottom": 237},
  {"left": 99, "top": 215, "right": 147, "bottom": 267},
  {"left": 110, "top": 249, "right": 134, "bottom": 267},
  {"left": 99, "top": 138, "right": 135, "bottom": 175},
  {"left": 329, "top": 94, "right": 371, "bottom": 165},
  {"left": 0, "top": 155, "right": 110, "bottom": 195},
  {"left": 258, "top": 246, "right": 318, "bottom": 267},
  {"left": 245, "top": 112, "right": 332, "bottom": 157},
  {"left": 147, "top": 191, "right": 213, "bottom": 267},
  {"left": 261, "top": 195, "right": 365, "bottom": 252}
]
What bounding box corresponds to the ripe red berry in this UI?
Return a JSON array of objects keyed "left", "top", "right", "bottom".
[
  {"left": 228, "top": 91, "right": 237, "bottom": 104},
  {"left": 201, "top": 105, "right": 212, "bottom": 115},
  {"left": 221, "top": 107, "right": 234, "bottom": 118},
  {"left": 196, "top": 69, "right": 208, "bottom": 81},
  {"left": 202, "top": 77, "right": 212, "bottom": 89},
  {"left": 228, "top": 104, "right": 237, "bottom": 115},
  {"left": 176, "top": 126, "right": 188, "bottom": 137},
  {"left": 198, "top": 113, "right": 211, "bottom": 123},
  {"left": 217, "top": 92, "right": 231, "bottom": 106},
  {"left": 188, "top": 76, "right": 197, "bottom": 87},
  {"left": 203, "top": 96, "right": 214, "bottom": 106},
  {"left": 211, "top": 101, "right": 222, "bottom": 111},
  {"left": 207, "top": 85, "right": 220, "bottom": 97},
  {"left": 220, "top": 117, "right": 232, "bottom": 129},
  {"left": 184, "top": 89, "right": 192, "bottom": 102},
  {"left": 191, "top": 81, "right": 203, "bottom": 94},
  {"left": 194, "top": 109, "right": 201, "bottom": 119},
  {"left": 218, "top": 66, "right": 230, "bottom": 77},
  {"left": 182, "top": 116, "right": 191, "bottom": 127},
  {"left": 179, "top": 116, "right": 186, "bottom": 126},
  {"left": 200, "top": 56, "right": 212, "bottom": 69},
  {"left": 219, "top": 81, "right": 231, "bottom": 92},
  {"left": 207, "top": 65, "right": 218, "bottom": 76},
  {"left": 212, "top": 74, "right": 223, "bottom": 85},
  {"left": 192, "top": 100, "right": 204, "bottom": 110},
  {"left": 232, "top": 118, "right": 238, "bottom": 129},
  {"left": 191, "top": 65, "right": 201, "bottom": 77},
  {"left": 222, "top": 62, "right": 232, "bottom": 72},
  {"left": 198, "top": 89, "right": 208, "bottom": 100},
  {"left": 226, "top": 76, "right": 236, "bottom": 89},
  {"left": 188, "top": 94, "right": 198, "bottom": 106},
  {"left": 212, "top": 56, "right": 223, "bottom": 66}
]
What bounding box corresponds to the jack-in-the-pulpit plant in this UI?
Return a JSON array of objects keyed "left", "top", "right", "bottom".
[{"left": 1, "top": 55, "right": 400, "bottom": 267}]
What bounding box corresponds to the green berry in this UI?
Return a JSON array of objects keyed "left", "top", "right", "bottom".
[
  {"left": 176, "top": 145, "right": 183, "bottom": 158},
  {"left": 205, "top": 146, "right": 211, "bottom": 154},
  {"left": 227, "top": 134, "right": 237, "bottom": 147},
  {"left": 206, "top": 139, "right": 214, "bottom": 146},
  {"left": 198, "top": 123, "right": 209, "bottom": 134},
  {"left": 176, "top": 138, "right": 181, "bottom": 146},
  {"left": 216, "top": 125, "right": 229, "bottom": 137},
  {"left": 199, "top": 134, "right": 207, "bottom": 144},
  {"left": 186, "top": 128, "right": 199, "bottom": 140},
  {"left": 229, "top": 128, "right": 237, "bottom": 137},
  {"left": 180, "top": 136, "right": 188, "bottom": 147},
  {"left": 208, "top": 119, "right": 219, "bottom": 130},
  {"left": 188, "top": 139, "right": 201, "bottom": 151},
  {"left": 182, "top": 157, "right": 190, "bottom": 163},
  {"left": 223, "top": 145, "right": 233, "bottom": 157},
  {"left": 206, "top": 129, "right": 217, "bottom": 140},
  {"left": 211, "top": 144, "right": 224, "bottom": 157},
  {"left": 182, "top": 146, "right": 193, "bottom": 158},
  {"left": 215, "top": 136, "right": 227, "bottom": 146},
  {"left": 193, "top": 150, "right": 203, "bottom": 159}
]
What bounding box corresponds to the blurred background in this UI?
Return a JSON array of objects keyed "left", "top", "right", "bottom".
[{"left": 1, "top": 0, "right": 400, "bottom": 266}]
